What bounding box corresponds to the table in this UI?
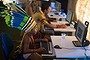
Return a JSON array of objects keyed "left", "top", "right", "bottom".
[
  {"left": 51, "top": 36, "right": 90, "bottom": 59},
  {"left": 51, "top": 21, "right": 75, "bottom": 36}
]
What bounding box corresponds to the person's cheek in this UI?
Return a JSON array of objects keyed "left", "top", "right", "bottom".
[{"left": 34, "top": 28, "right": 38, "bottom": 34}]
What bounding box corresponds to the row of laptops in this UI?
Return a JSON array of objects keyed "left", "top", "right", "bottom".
[
  {"left": 39, "top": 10, "right": 76, "bottom": 54},
  {"left": 54, "top": 9, "right": 90, "bottom": 47},
  {"left": 50, "top": 10, "right": 73, "bottom": 26},
  {"left": 40, "top": 20, "right": 89, "bottom": 55},
  {"left": 65, "top": 10, "right": 89, "bottom": 47},
  {"left": 40, "top": 10, "right": 89, "bottom": 54}
]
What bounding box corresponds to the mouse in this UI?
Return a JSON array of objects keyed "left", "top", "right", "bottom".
[
  {"left": 54, "top": 45, "right": 62, "bottom": 49},
  {"left": 54, "top": 12, "right": 59, "bottom": 15},
  {"left": 50, "top": 15, "right": 53, "bottom": 16}
]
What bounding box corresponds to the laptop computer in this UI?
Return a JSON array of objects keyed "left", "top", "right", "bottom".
[
  {"left": 40, "top": 41, "right": 53, "bottom": 54},
  {"left": 65, "top": 10, "right": 73, "bottom": 26},
  {"left": 72, "top": 20, "right": 89, "bottom": 47}
]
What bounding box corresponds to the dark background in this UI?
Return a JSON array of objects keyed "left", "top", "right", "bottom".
[{"left": 56, "top": 0, "right": 68, "bottom": 14}]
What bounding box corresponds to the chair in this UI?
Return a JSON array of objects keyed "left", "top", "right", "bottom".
[
  {"left": 0, "top": 33, "right": 25, "bottom": 60},
  {"left": 0, "top": 33, "right": 14, "bottom": 60},
  {"left": 0, "top": 35, "right": 5, "bottom": 60}
]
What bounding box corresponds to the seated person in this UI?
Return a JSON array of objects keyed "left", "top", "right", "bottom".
[
  {"left": 32, "top": 1, "right": 66, "bottom": 34},
  {"left": 21, "top": 25, "right": 45, "bottom": 60},
  {"left": 32, "top": 1, "right": 66, "bottom": 42}
]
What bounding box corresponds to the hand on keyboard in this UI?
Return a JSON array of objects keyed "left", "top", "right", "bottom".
[
  {"left": 37, "top": 48, "right": 46, "bottom": 53},
  {"left": 40, "top": 39, "right": 48, "bottom": 42},
  {"left": 56, "top": 24, "right": 67, "bottom": 28},
  {"left": 35, "top": 39, "right": 48, "bottom": 42}
]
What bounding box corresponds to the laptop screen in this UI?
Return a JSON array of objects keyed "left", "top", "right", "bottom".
[
  {"left": 75, "top": 20, "right": 87, "bottom": 46},
  {"left": 50, "top": 2, "right": 56, "bottom": 11},
  {"left": 65, "top": 10, "right": 72, "bottom": 24}
]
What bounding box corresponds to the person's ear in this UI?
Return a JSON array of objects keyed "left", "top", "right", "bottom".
[{"left": 44, "top": 9, "right": 47, "bottom": 12}]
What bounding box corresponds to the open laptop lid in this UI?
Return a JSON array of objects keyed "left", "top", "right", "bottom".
[
  {"left": 65, "top": 10, "right": 72, "bottom": 24},
  {"left": 75, "top": 20, "right": 87, "bottom": 46}
]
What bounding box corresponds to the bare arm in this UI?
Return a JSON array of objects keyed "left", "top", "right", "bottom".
[
  {"left": 44, "top": 20, "right": 66, "bottom": 28},
  {"left": 25, "top": 3, "right": 33, "bottom": 16},
  {"left": 46, "top": 22, "right": 57, "bottom": 28},
  {"left": 23, "top": 35, "right": 45, "bottom": 54}
]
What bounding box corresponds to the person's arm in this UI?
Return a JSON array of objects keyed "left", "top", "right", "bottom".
[
  {"left": 43, "top": 20, "right": 66, "bottom": 28},
  {"left": 45, "top": 22, "right": 57, "bottom": 28},
  {"left": 25, "top": 3, "right": 33, "bottom": 16},
  {"left": 38, "top": 13, "right": 66, "bottom": 28},
  {"left": 23, "top": 35, "right": 45, "bottom": 54}
]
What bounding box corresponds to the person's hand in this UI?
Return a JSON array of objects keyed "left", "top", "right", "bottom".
[
  {"left": 37, "top": 48, "right": 46, "bottom": 53},
  {"left": 40, "top": 39, "right": 48, "bottom": 42},
  {"left": 35, "top": 39, "right": 48, "bottom": 42},
  {"left": 56, "top": 24, "right": 67, "bottom": 28},
  {"left": 60, "top": 24, "right": 67, "bottom": 28}
]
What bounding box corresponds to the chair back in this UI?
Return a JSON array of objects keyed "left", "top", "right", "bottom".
[{"left": 0, "top": 33, "right": 14, "bottom": 59}]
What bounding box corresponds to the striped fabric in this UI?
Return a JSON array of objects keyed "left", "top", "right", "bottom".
[
  {"left": 1, "top": 3, "right": 37, "bottom": 33},
  {"left": 4, "top": 11, "right": 36, "bottom": 32}
]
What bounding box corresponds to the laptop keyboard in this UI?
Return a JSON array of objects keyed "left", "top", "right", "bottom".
[
  {"left": 72, "top": 41, "right": 81, "bottom": 47},
  {"left": 40, "top": 42, "right": 53, "bottom": 54}
]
